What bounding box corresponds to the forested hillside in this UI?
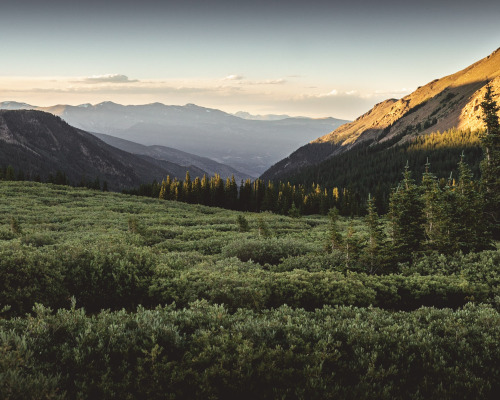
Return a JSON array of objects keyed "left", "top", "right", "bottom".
[{"left": 262, "top": 48, "right": 500, "bottom": 183}]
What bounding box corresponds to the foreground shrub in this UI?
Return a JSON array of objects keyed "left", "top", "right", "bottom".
[{"left": 0, "top": 303, "right": 499, "bottom": 400}]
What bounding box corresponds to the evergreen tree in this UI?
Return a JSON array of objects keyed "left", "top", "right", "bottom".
[
  {"left": 183, "top": 171, "right": 192, "bottom": 203},
  {"left": 201, "top": 175, "right": 211, "bottom": 205},
  {"left": 326, "top": 207, "right": 343, "bottom": 253},
  {"left": 261, "top": 181, "right": 276, "bottom": 212},
  {"left": 456, "top": 153, "right": 491, "bottom": 251},
  {"left": 389, "top": 163, "right": 425, "bottom": 261},
  {"left": 192, "top": 176, "right": 202, "bottom": 204},
  {"left": 343, "top": 220, "right": 362, "bottom": 270},
  {"left": 159, "top": 179, "right": 168, "bottom": 200},
  {"left": 253, "top": 178, "right": 265, "bottom": 212},
  {"left": 288, "top": 202, "right": 301, "bottom": 218},
  {"left": 211, "top": 174, "right": 225, "bottom": 206},
  {"left": 421, "top": 159, "right": 446, "bottom": 251},
  {"left": 225, "top": 176, "right": 238, "bottom": 210},
  {"left": 257, "top": 215, "right": 272, "bottom": 238},
  {"left": 479, "top": 82, "right": 500, "bottom": 239},
  {"left": 239, "top": 179, "right": 253, "bottom": 211},
  {"left": 362, "top": 194, "right": 387, "bottom": 274},
  {"left": 236, "top": 215, "right": 250, "bottom": 232}
]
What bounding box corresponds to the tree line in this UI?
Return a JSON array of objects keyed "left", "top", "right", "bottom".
[{"left": 125, "top": 173, "right": 365, "bottom": 217}]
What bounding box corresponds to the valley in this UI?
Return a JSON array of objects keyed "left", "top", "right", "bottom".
[{"left": 1, "top": 45, "right": 500, "bottom": 400}]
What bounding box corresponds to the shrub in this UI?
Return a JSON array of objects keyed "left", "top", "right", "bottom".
[{"left": 222, "top": 238, "right": 313, "bottom": 265}]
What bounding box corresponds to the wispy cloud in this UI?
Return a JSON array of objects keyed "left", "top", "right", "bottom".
[
  {"left": 300, "top": 89, "right": 339, "bottom": 99},
  {"left": 251, "top": 79, "right": 286, "bottom": 85},
  {"left": 77, "top": 74, "right": 139, "bottom": 84},
  {"left": 223, "top": 74, "right": 244, "bottom": 81}
]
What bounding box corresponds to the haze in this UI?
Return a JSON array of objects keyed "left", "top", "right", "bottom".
[{"left": 1, "top": 0, "right": 499, "bottom": 119}]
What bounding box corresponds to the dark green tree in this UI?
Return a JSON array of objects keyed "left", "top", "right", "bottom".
[
  {"left": 479, "top": 82, "right": 500, "bottom": 239},
  {"left": 325, "top": 207, "right": 343, "bottom": 253},
  {"left": 389, "top": 163, "right": 425, "bottom": 261},
  {"left": 361, "top": 194, "right": 387, "bottom": 274},
  {"left": 236, "top": 215, "right": 250, "bottom": 232},
  {"left": 456, "top": 153, "right": 491, "bottom": 251},
  {"left": 288, "top": 202, "right": 301, "bottom": 218}
]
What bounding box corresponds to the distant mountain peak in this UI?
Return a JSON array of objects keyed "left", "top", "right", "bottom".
[{"left": 0, "top": 101, "right": 35, "bottom": 110}]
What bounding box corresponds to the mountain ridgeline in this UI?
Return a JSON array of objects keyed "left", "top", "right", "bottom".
[
  {"left": 261, "top": 48, "right": 500, "bottom": 202},
  {"left": 0, "top": 101, "right": 349, "bottom": 177}
]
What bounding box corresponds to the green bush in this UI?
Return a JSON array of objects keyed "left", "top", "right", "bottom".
[{"left": 222, "top": 238, "right": 313, "bottom": 265}]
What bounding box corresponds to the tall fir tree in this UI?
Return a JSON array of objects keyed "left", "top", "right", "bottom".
[
  {"left": 183, "top": 171, "right": 192, "bottom": 203},
  {"left": 326, "top": 207, "right": 343, "bottom": 253},
  {"left": 389, "top": 163, "right": 425, "bottom": 261},
  {"left": 456, "top": 153, "right": 492, "bottom": 251},
  {"left": 479, "top": 82, "right": 500, "bottom": 239},
  {"left": 362, "top": 194, "right": 387, "bottom": 274}
]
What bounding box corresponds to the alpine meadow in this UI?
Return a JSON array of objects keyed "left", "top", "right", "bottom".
[{"left": 1, "top": 1, "right": 500, "bottom": 398}]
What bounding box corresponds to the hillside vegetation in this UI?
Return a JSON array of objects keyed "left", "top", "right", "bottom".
[
  {"left": 262, "top": 48, "right": 500, "bottom": 183},
  {"left": 1, "top": 181, "right": 499, "bottom": 399}
]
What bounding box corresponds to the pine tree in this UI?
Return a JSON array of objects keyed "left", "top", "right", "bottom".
[
  {"left": 201, "top": 175, "right": 211, "bottom": 205},
  {"left": 288, "top": 202, "right": 301, "bottom": 218},
  {"left": 456, "top": 153, "right": 492, "bottom": 251},
  {"left": 421, "top": 159, "right": 446, "bottom": 251},
  {"left": 159, "top": 179, "right": 167, "bottom": 200},
  {"left": 389, "top": 163, "right": 425, "bottom": 261},
  {"left": 192, "top": 176, "right": 202, "bottom": 204},
  {"left": 183, "top": 171, "right": 192, "bottom": 203},
  {"left": 362, "top": 194, "right": 387, "bottom": 274},
  {"left": 326, "top": 207, "right": 343, "bottom": 253},
  {"left": 257, "top": 215, "right": 271, "bottom": 238},
  {"left": 479, "top": 82, "right": 500, "bottom": 239},
  {"left": 211, "top": 174, "right": 225, "bottom": 206},
  {"left": 261, "top": 181, "right": 276, "bottom": 212},
  {"left": 225, "top": 175, "right": 238, "bottom": 210},
  {"left": 236, "top": 215, "right": 250, "bottom": 232}
]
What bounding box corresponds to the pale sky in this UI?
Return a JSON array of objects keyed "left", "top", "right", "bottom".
[{"left": 1, "top": 0, "right": 499, "bottom": 119}]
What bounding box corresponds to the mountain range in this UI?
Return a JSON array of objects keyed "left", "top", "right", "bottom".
[
  {"left": 0, "top": 101, "right": 349, "bottom": 177},
  {"left": 261, "top": 48, "right": 500, "bottom": 182}
]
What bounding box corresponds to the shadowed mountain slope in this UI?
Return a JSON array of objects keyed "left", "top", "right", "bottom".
[
  {"left": 0, "top": 110, "right": 207, "bottom": 190},
  {"left": 90, "top": 132, "right": 253, "bottom": 182}
]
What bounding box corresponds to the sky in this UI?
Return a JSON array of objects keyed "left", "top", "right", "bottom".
[{"left": 1, "top": 0, "right": 499, "bottom": 119}]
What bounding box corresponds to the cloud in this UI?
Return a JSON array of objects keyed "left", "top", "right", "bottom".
[
  {"left": 301, "top": 89, "right": 339, "bottom": 99},
  {"left": 19, "top": 83, "right": 241, "bottom": 96},
  {"left": 252, "top": 79, "right": 286, "bottom": 85},
  {"left": 79, "top": 74, "right": 139, "bottom": 84},
  {"left": 223, "top": 74, "right": 244, "bottom": 81}
]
